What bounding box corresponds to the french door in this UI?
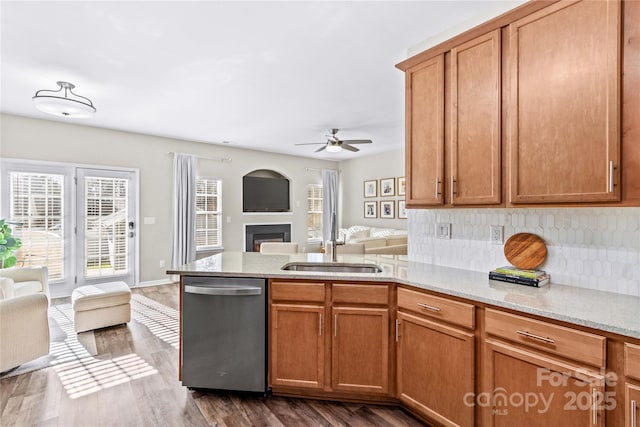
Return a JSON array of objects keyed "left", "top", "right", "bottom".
[
  {"left": 1, "top": 159, "right": 138, "bottom": 297},
  {"left": 76, "top": 168, "right": 136, "bottom": 287}
]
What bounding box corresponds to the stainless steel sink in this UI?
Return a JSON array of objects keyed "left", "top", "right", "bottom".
[{"left": 281, "top": 262, "right": 383, "bottom": 273}]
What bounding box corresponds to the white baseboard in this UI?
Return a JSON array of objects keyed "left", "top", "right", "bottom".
[{"left": 136, "top": 278, "right": 176, "bottom": 288}]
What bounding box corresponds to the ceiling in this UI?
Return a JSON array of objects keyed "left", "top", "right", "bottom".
[{"left": 0, "top": 1, "right": 523, "bottom": 160}]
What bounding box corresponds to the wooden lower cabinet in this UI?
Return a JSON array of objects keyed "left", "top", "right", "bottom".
[
  {"left": 397, "top": 311, "right": 475, "bottom": 426},
  {"left": 270, "top": 303, "right": 324, "bottom": 389},
  {"left": 483, "top": 338, "right": 606, "bottom": 426},
  {"left": 626, "top": 384, "right": 640, "bottom": 427},
  {"left": 331, "top": 306, "right": 389, "bottom": 394}
]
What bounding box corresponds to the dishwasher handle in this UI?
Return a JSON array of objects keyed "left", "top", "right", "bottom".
[{"left": 185, "top": 284, "right": 262, "bottom": 296}]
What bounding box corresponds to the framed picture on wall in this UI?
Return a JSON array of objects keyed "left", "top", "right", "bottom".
[
  {"left": 380, "top": 178, "right": 395, "bottom": 197},
  {"left": 398, "top": 200, "right": 407, "bottom": 219},
  {"left": 380, "top": 200, "right": 395, "bottom": 218},
  {"left": 364, "top": 201, "right": 377, "bottom": 218},
  {"left": 364, "top": 180, "right": 377, "bottom": 198},
  {"left": 397, "top": 176, "right": 406, "bottom": 196}
]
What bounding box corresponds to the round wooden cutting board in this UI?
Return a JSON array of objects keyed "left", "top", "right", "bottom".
[{"left": 504, "top": 233, "right": 547, "bottom": 270}]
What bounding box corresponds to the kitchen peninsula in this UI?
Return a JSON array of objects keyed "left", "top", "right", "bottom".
[{"left": 169, "top": 252, "right": 640, "bottom": 426}]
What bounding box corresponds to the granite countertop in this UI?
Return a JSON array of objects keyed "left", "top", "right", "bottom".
[{"left": 168, "top": 252, "right": 640, "bottom": 339}]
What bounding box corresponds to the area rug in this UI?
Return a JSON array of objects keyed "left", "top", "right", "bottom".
[{"left": 0, "top": 303, "right": 98, "bottom": 379}]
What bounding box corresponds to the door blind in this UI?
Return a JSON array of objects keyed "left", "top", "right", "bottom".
[
  {"left": 84, "top": 177, "right": 129, "bottom": 277},
  {"left": 8, "top": 172, "right": 65, "bottom": 279}
]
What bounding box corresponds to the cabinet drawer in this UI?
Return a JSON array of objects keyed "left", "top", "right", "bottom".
[
  {"left": 271, "top": 281, "right": 325, "bottom": 302},
  {"left": 332, "top": 283, "right": 388, "bottom": 305},
  {"left": 625, "top": 343, "right": 640, "bottom": 381},
  {"left": 397, "top": 287, "right": 474, "bottom": 329},
  {"left": 485, "top": 308, "right": 606, "bottom": 367}
]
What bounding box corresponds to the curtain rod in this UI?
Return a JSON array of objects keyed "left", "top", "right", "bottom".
[
  {"left": 168, "top": 152, "right": 232, "bottom": 163},
  {"left": 305, "top": 167, "right": 340, "bottom": 172}
]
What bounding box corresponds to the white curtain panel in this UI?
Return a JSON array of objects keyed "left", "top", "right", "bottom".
[
  {"left": 322, "top": 169, "right": 339, "bottom": 243},
  {"left": 171, "top": 153, "right": 197, "bottom": 268}
]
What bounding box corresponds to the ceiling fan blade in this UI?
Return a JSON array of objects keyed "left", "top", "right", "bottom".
[
  {"left": 295, "top": 142, "right": 326, "bottom": 146},
  {"left": 341, "top": 139, "right": 372, "bottom": 144},
  {"left": 342, "top": 144, "right": 360, "bottom": 152},
  {"left": 315, "top": 145, "right": 327, "bottom": 153}
]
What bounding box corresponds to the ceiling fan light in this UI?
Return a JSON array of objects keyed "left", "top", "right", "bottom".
[
  {"left": 32, "top": 81, "right": 96, "bottom": 119},
  {"left": 326, "top": 144, "right": 342, "bottom": 153}
]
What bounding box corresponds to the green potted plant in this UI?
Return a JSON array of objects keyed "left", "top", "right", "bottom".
[{"left": 0, "top": 219, "right": 22, "bottom": 269}]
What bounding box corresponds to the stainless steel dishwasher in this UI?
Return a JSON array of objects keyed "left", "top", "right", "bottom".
[{"left": 181, "top": 276, "right": 267, "bottom": 393}]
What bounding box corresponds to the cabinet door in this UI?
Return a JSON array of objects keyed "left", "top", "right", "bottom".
[
  {"left": 627, "top": 384, "right": 640, "bottom": 427},
  {"left": 508, "top": 0, "right": 621, "bottom": 203},
  {"left": 270, "top": 304, "right": 324, "bottom": 389},
  {"left": 331, "top": 307, "right": 389, "bottom": 394},
  {"left": 406, "top": 55, "right": 444, "bottom": 206},
  {"left": 484, "top": 339, "right": 605, "bottom": 427},
  {"left": 450, "top": 29, "right": 501, "bottom": 205},
  {"left": 397, "top": 312, "right": 474, "bottom": 427}
]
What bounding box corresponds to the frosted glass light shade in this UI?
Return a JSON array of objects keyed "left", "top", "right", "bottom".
[
  {"left": 33, "top": 96, "right": 96, "bottom": 118},
  {"left": 326, "top": 144, "right": 342, "bottom": 153}
]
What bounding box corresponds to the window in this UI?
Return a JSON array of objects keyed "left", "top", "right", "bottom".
[
  {"left": 195, "top": 178, "right": 222, "bottom": 250},
  {"left": 307, "top": 184, "right": 323, "bottom": 241},
  {"left": 8, "top": 172, "right": 65, "bottom": 280}
]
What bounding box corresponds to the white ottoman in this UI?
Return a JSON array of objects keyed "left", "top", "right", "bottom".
[{"left": 71, "top": 281, "right": 132, "bottom": 333}]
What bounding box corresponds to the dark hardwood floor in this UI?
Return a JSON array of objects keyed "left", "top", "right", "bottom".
[{"left": 0, "top": 283, "right": 428, "bottom": 426}]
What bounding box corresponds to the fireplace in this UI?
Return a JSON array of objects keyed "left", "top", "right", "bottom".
[{"left": 245, "top": 224, "right": 292, "bottom": 252}]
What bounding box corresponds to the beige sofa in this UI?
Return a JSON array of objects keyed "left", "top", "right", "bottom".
[{"left": 339, "top": 226, "right": 408, "bottom": 255}]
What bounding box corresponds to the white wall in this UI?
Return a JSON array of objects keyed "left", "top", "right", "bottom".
[
  {"left": 339, "top": 148, "right": 406, "bottom": 230},
  {"left": 0, "top": 114, "right": 337, "bottom": 286}
]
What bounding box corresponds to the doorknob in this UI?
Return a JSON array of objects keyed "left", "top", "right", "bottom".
[{"left": 128, "top": 221, "right": 135, "bottom": 230}]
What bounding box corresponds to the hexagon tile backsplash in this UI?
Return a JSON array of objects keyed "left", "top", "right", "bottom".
[{"left": 407, "top": 207, "right": 640, "bottom": 297}]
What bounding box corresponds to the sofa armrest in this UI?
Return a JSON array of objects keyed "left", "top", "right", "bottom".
[
  {"left": 365, "top": 244, "right": 408, "bottom": 255},
  {"left": 0, "top": 293, "right": 50, "bottom": 372},
  {"left": 0, "top": 278, "right": 15, "bottom": 300},
  {"left": 351, "top": 237, "right": 387, "bottom": 249}
]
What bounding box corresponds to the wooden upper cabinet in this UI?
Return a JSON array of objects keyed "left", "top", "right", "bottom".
[
  {"left": 406, "top": 55, "right": 444, "bottom": 206},
  {"left": 450, "top": 29, "right": 501, "bottom": 205},
  {"left": 508, "top": 0, "right": 621, "bottom": 204}
]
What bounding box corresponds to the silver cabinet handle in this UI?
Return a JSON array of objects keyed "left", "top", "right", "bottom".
[
  {"left": 319, "top": 313, "right": 322, "bottom": 336},
  {"left": 609, "top": 161, "right": 615, "bottom": 193},
  {"left": 592, "top": 388, "right": 597, "bottom": 425},
  {"left": 334, "top": 314, "right": 338, "bottom": 337},
  {"left": 184, "top": 285, "right": 262, "bottom": 296},
  {"left": 631, "top": 399, "right": 637, "bottom": 427},
  {"left": 417, "top": 302, "right": 441, "bottom": 312},
  {"left": 395, "top": 319, "right": 399, "bottom": 343},
  {"left": 516, "top": 330, "right": 555, "bottom": 344},
  {"left": 451, "top": 175, "right": 456, "bottom": 199},
  {"left": 435, "top": 177, "right": 441, "bottom": 198}
]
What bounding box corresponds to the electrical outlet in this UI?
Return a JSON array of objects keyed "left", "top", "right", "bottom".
[
  {"left": 159, "top": 259, "right": 166, "bottom": 268},
  {"left": 436, "top": 223, "right": 451, "bottom": 239},
  {"left": 490, "top": 225, "right": 504, "bottom": 244}
]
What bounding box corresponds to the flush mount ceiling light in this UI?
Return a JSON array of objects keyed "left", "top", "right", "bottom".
[{"left": 32, "top": 81, "right": 96, "bottom": 118}]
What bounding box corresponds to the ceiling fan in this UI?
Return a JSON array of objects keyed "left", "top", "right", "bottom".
[{"left": 296, "top": 129, "right": 373, "bottom": 153}]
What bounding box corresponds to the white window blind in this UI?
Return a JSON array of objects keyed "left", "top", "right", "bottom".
[
  {"left": 195, "top": 178, "right": 222, "bottom": 250},
  {"left": 307, "top": 184, "right": 323, "bottom": 241},
  {"left": 84, "top": 177, "right": 129, "bottom": 277},
  {"left": 8, "top": 172, "right": 65, "bottom": 279}
]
